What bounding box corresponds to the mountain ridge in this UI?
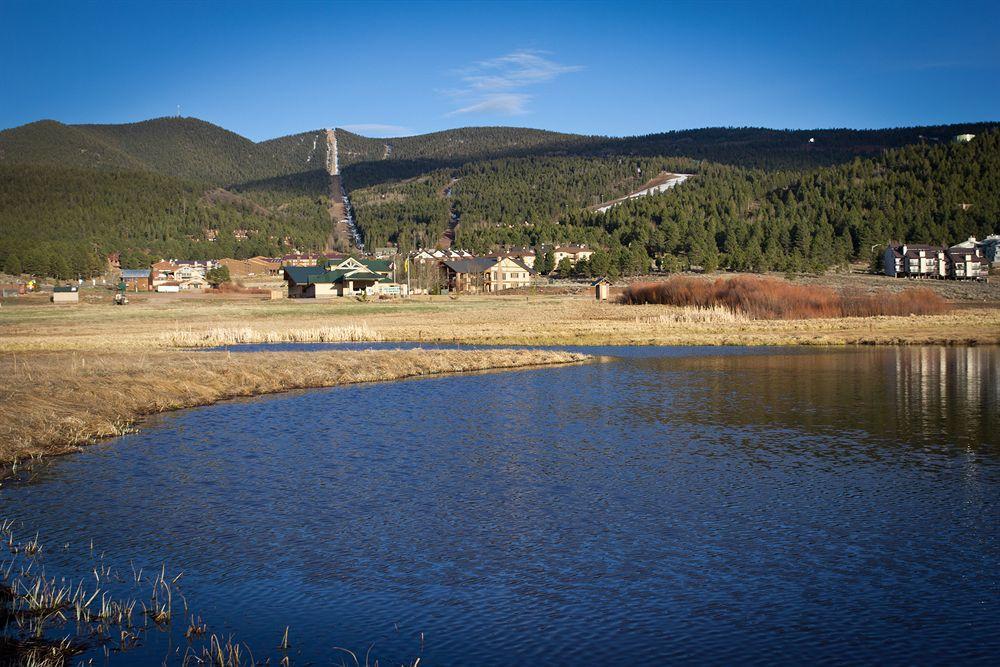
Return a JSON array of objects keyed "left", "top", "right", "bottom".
[{"left": 4, "top": 116, "right": 998, "bottom": 187}]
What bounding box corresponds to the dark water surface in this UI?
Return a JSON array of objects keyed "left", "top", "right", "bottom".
[{"left": 3, "top": 345, "right": 999, "bottom": 664}]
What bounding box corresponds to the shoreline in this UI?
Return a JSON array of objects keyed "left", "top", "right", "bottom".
[
  {"left": 0, "top": 348, "right": 588, "bottom": 464},
  {"left": 2, "top": 292, "right": 997, "bottom": 463}
]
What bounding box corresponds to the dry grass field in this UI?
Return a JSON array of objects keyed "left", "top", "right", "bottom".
[{"left": 2, "top": 289, "right": 998, "bottom": 351}]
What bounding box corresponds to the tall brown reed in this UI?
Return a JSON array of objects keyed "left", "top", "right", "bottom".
[{"left": 618, "top": 276, "right": 951, "bottom": 320}]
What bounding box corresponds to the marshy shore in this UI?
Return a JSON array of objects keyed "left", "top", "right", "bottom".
[
  {"left": 2, "top": 289, "right": 998, "bottom": 462},
  {"left": 0, "top": 348, "right": 587, "bottom": 463}
]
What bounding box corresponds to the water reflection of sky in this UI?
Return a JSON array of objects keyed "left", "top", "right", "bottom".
[{"left": 3, "top": 345, "right": 998, "bottom": 665}]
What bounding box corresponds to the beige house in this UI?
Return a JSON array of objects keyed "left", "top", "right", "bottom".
[
  {"left": 151, "top": 260, "right": 216, "bottom": 290},
  {"left": 443, "top": 256, "right": 533, "bottom": 293},
  {"left": 497, "top": 247, "right": 537, "bottom": 268},
  {"left": 552, "top": 244, "right": 594, "bottom": 266}
]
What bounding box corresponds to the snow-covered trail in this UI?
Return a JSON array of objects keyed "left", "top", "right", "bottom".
[
  {"left": 595, "top": 173, "right": 691, "bottom": 213},
  {"left": 325, "top": 128, "right": 339, "bottom": 175},
  {"left": 323, "top": 128, "right": 362, "bottom": 250}
]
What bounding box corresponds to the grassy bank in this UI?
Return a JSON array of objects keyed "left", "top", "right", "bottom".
[
  {"left": 0, "top": 348, "right": 587, "bottom": 462},
  {"left": 2, "top": 292, "right": 998, "bottom": 351}
]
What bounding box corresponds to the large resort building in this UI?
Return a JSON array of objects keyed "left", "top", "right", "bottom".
[{"left": 883, "top": 237, "right": 991, "bottom": 280}]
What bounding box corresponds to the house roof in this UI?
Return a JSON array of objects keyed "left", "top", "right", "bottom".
[
  {"left": 121, "top": 269, "right": 151, "bottom": 278},
  {"left": 281, "top": 252, "right": 346, "bottom": 262},
  {"left": 360, "top": 259, "right": 392, "bottom": 273},
  {"left": 508, "top": 257, "right": 534, "bottom": 274},
  {"left": 590, "top": 277, "right": 611, "bottom": 286},
  {"left": 902, "top": 245, "right": 944, "bottom": 258},
  {"left": 554, "top": 244, "right": 591, "bottom": 254},
  {"left": 284, "top": 266, "right": 386, "bottom": 285},
  {"left": 443, "top": 258, "right": 498, "bottom": 274}
]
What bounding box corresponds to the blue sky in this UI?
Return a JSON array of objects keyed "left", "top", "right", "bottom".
[{"left": 2, "top": 0, "right": 997, "bottom": 140}]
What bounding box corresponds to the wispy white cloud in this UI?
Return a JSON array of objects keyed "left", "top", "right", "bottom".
[
  {"left": 445, "top": 49, "right": 582, "bottom": 117},
  {"left": 339, "top": 123, "right": 413, "bottom": 137},
  {"left": 446, "top": 93, "right": 530, "bottom": 117}
]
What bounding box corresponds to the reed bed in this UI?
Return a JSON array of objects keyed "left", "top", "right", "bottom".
[
  {"left": 619, "top": 276, "right": 952, "bottom": 319},
  {"left": 0, "top": 520, "right": 378, "bottom": 667},
  {"left": 161, "top": 323, "right": 382, "bottom": 347},
  {"left": 0, "top": 518, "right": 426, "bottom": 665},
  {"left": 639, "top": 305, "right": 751, "bottom": 324},
  {"left": 0, "top": 348, "right": 588, "bottom": 462},
  {"left": 0, "top": 520, "right": 181, "bottom": 664}
]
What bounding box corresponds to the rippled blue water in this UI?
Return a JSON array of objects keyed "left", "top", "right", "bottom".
[{"left": 3, "top": 345, "right": 998, "bottom": 664}]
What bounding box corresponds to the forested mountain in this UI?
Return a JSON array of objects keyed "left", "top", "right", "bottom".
[
  {"left": 0, "top": 164, "right": 330, "bottom": 277},
  {"left": 480, "top": 130, "right": 1000, "bottom": 275},
  {"left": 580, "top": 124, "right": 998, "bottom": 170},
  {"left": 350, "top": 156, "right": 697, "bottom": 251},
  {"left": 0, "top": 117, "right": 326, "bottom": 185},
  {"left": 0, "top": 114, "right": 997, "bottom": 279},
  {"left": 0, "top": 120, "right": 150, "bottom": 172},
  {"left": 338, "top": 122, "right": 999, "bottom": 190},
  {"left": 350, "top": 172, "right": 454, "bottom": 250},
  {"left": 335, "top": 129, "right": 388, "bottom": 168},
  {"left": 351, "top": 129, "right": 1000, "bottom": 275}
]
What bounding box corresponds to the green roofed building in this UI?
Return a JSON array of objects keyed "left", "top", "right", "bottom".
[
  {"left": 283, "top": 256, "right": 405, "bottom": 298},
  {"left": 359, "top": 258, "right": 392, "bottom": 277}
]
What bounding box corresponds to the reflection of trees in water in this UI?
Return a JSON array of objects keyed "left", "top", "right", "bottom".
[{"left": 635, "top": 348, "right": 999, "bottom": 452}]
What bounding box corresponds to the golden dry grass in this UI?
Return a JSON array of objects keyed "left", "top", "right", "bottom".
[
  {"left": 2, "top": 292, "right": 999, "bottom": 351},
  {"left": 0, "top": 348, "right": 587, "bottom": 462},
  {"left": 160, "top": 323, "right": 382, "bottom": 346}
]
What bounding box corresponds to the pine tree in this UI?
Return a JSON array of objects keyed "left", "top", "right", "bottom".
[
  {"left": 51, "top": 255, "right": 72, "bottom": 280},
  {"left": 3, "top": 254, "right": 22, "bottom": 276}
]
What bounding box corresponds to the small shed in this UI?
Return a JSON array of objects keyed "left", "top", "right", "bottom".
[
  {"left": 51, "top": 285, "right": 79, "bottom": 303},
  {"left": 592, "top": 277, "right": 611, "bottom": 301}
]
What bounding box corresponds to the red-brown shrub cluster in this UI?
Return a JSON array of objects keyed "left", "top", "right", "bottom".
[{"left": 618, "top": 276, "right": 951, "bottom": 320}]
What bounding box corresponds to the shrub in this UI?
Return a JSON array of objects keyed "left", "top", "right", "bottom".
[{"left": 618, "top": 276, "right": 951, "bottom": 320}]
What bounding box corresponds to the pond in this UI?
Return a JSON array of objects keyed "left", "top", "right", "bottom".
[{"left": 3, "top": 345, "right": 998, "bottom": 664}]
